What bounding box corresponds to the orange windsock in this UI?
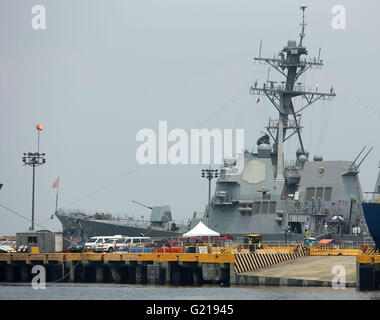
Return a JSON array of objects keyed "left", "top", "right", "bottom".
[{"left": 36, "top": 124, "right": 43, "bottom": 131}]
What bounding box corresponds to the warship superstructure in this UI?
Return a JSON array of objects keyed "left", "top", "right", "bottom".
[{"left": 192, "top": 6, "right": 368, "bottom": 241}]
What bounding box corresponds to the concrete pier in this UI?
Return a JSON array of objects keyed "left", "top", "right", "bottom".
[
  {"left": 0, "top": 253, "right": 233, "bottom": 286},
  {"left": 147, "top": 263, "right": 160, "bottom": 285},
  {"left": 4, "top": 251, "right": 378, "bottom": 289},
  {"left": 135, "top": 262, "right": 148, "bottom": 284},
  {"left": 356, "top": 254, "right": 380, "bottom": 290},
  {"left": 232, "top": 256, "right": 357, "bottom": 287}
]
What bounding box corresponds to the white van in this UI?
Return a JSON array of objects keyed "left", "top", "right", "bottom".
[
  {"left": 119, "top": 237, "right": 151, "bottom": 251},
  {"left": 84, "top": 235, "right": 123, "bottom": 252}
]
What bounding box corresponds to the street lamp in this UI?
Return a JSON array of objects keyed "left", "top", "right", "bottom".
[
  {"left": 22, "top": 124, "right": 46, "bottom": 231},
  {"left": 201, "top": 166, "right": 219, "bottom": 206}
]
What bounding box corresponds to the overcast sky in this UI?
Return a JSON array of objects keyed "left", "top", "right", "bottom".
[{"left": 1, "top": 0, "right": 379, "bottom": 235}]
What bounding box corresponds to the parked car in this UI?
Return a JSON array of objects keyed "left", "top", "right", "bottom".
[
  {"left": 118, "top": 237, "right": 152, "bottom": 251},
  {"left": 66, "top": 240, "right": 86, "bottom": 253},
  {"left": 84, "top": 235, "right": 123, "bottom": 252},
  {"left": 94, "top": 238, "right": 119, "bottom": 253},
  {"left": 95, "top": 237, "right": 136, "bottom": 253}
]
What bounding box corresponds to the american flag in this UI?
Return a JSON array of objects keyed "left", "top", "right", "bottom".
[{"left": 52, "top": 178, "right": 59, "bottom": 188}]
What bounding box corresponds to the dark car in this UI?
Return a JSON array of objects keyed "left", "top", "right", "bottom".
[{"left": 67, "top": 240, "right": 86, "bottom": 253}]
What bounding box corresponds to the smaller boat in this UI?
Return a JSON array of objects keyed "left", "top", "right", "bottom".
[{"left": 362, "top": 163, "right": 380, "bottom": 248}]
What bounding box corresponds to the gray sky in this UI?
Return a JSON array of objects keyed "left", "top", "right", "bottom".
[{"left": 1, "top": 0, "right": 379, "bottom": 235}]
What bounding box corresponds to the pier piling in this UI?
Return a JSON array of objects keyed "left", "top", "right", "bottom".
[{"left": 0, "top": 252, "right": 234, "bottom": 286}]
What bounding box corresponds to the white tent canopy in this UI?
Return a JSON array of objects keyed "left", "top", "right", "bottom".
[{"left": 182, "top": 221, "right": 220, "bottom": 237}]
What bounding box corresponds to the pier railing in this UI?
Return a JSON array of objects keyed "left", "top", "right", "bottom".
[{"left": 8, "top": 238, "right": 375, "bottom": 257}]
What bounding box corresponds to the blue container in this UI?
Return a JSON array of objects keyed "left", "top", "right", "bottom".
[{"left": 116, "top": 247, "right": 153, "bottom": 253}]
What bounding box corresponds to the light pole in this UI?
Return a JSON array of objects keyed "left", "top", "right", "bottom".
[
  {"left": 283, "top": 226, "right": 290, "bottom": 244},
  {"left": 201, "top": 166, "right": 219, "bottom": 206},
  {"left": 22, "top": 124, "right": 46, "bottom": 231}
]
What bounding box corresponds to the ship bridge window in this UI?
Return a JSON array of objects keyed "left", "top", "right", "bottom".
[
  {"left": 261, "top": 201, "right": 269, "bottom": 214},
  {"left": 316, "top": 187, "right": 323, "bottom": 199},
  {"left": 252, "top": 201, "right": 261, "bottom": 214},
  {"left": 269, "top": 201, "right": 277, "bottom": 213},
  {"left": 324, "top": 187, "right": 332, "bottom": 201},
  {"left": 306, "top": 188, "right": 315, "bottom": 201}
]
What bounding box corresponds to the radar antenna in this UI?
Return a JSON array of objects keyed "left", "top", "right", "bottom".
[
  {"left": 299, "top": 5, "right": 308, "bottom": 46},
  {"left": 250, "top": 6, "right": 335, "bottom": 180}
]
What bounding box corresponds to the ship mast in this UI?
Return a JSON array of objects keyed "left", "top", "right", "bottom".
[{"left": 250, "top": 6, "right": 336, "bottom": 180}]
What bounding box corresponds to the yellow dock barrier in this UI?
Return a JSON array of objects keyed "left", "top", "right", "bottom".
[
  {"left": 0, "top": 252, "right": 235, "bottom": 264},
  {"left": 357, "top": 250, "right": 380, "bottom": 263},
  {"left": 309, "top": 248, "right": 362, "bottom": 256}
]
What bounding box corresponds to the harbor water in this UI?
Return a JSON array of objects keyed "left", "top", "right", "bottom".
[{"left": 1, "top": 283, "right": 380, "bottom": 300}]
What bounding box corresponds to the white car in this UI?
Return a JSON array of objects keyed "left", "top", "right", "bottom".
[
  {"left": 94, "top": 238, "right": 119, "bottom": 253},
  {"left": 94, "top": 237, "right": 131, "bottom": 253},
  {"left": 84, "top": 235, "right": 123, "bottom": 252}
]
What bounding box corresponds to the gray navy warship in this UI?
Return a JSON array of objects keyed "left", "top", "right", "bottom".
[
  {"left": 191, "top": 6, "right": 369, "bottom": 242},
  {"left": 56, "top": 202, "right": 188, "bottom": 239},
  {"left": 56, "top": 6, "right": 369, "bottom": 243}
]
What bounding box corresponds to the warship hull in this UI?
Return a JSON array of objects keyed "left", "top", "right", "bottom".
[
  {"left": 362, "top": 202, "right": 380, "bottom": 248},
  {"left": 361, "top": 164, "right": 380, "bottom": 248}
]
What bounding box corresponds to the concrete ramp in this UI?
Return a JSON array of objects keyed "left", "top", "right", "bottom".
[
  {"left": 234, "top": 249, "right": 307, "bottom": 273},
  {"left": 233, "top": 256, "right": 356, "bottom": 287}
]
